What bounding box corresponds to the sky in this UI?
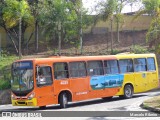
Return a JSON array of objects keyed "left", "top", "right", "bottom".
[{"left": 82, "top": 0, "right": 143, "bottom": 14}]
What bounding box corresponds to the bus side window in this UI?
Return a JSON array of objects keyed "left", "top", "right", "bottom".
[
  {"left": 134, "top": 58, "right": 147, "bottom": 72},
  {"left": 69, "top": 62, "right": 87, "bottom": 77},
  {"left": 87, "top": 61, "right": 103, "bottom": 76},
  {"left": 104, "top": 60, "right": 119, "bottom": 74},
  {"left": 54, "top": 63, "right": 69, "bottom": 79},
  {"left": 119, "top": 59, "right": 133, "bottom": 73},
  {"left": 36, "top": 66, "right": 53, "bottom": 87},
  {"left": 147, "top": 57, "right": 156, "bottom": 71}
]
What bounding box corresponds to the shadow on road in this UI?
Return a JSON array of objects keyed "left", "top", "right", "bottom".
[{"left": 0, "top": 94, "right": 147, "bottom": 112}]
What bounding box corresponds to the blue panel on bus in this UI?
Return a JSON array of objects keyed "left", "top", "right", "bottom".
[
  {"left": 90, "top": 74, "right": 124, "bottom": 90},
  {"left": 13, "top": 61, "right": 33, "bottom": 69}
]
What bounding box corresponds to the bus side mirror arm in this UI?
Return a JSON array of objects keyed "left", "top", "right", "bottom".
[{"left": 36, "top": 65, "right": 40, "bottom": 78}]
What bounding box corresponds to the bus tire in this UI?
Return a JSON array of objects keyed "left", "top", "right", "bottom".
[
  {"left": 60, "top": 92, "right": 68, "bottom": 108},
  {"left": 123, "top": 84, "right": 133, "bottom": 99},
  {"left": 102, "top": 96, "right": 113, "bottom": 101}
]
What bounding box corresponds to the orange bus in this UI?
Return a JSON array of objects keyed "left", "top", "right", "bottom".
[{"left": 11, "top": 53, "right": 159, "bottom": 108}]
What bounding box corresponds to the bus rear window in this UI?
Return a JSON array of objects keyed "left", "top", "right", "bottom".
[{"left": 147, "top": 57, "right": 156, "bottom": 71}]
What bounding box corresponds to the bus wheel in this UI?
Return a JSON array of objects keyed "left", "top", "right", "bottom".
[
  {"left": 123, "top": 84, "right": 133, "bottom": 99},
  {"left": 60, "top": 92, "right": 68, "bottom": 108},
  {"left": 102, "top": 96, "right": 113, "bottom": 101}
]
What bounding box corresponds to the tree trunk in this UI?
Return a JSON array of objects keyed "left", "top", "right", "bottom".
[
  {"left": 80, "top": 0, "right": 83, "bottom": 54},
  {"left": 19, "top": 17, "right": 22, "bottom": 59},
  {"left": 58, "top": 22, "right": 61, "bottom": 55},
  {"left": 35, "top": 20, "right": 39, "bottom": 52},
  {"left": 117, "top": 21, "right": 120, "bottom": 43},
  {"left": 107, "top": 31, "right": 109, "bottom": 51},
  {"left": 111, "top": 18, "right": 113, "bottom": 53},
  {"left": 5, "top": 29, "right": 18, "bottom": 54},
  {"left": 25, "top": 32, "right": 34, "bottom": 54}
]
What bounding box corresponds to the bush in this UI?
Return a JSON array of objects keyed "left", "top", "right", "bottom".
[
  {"left": 131, "top": 45, "right": 149, "bottom": 54},
  {"left": 0, "top": 55, "right": 17, "bottom": 90},
  {"left": 110, "top": 49, "right": 121, "bottom": 55},
  {"left": 0, "top": 50, "right": 10, "bottom": 58},
  {"left": 0, "top": 80, "right": 10, "bottom": 90},
  {"left": 0, "top": 68, "right": 11, "bottom": 90}
]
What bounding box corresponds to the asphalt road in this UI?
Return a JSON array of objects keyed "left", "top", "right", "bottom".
[{"left": 0, "top": 90, "right": 160, "bottom": 120}]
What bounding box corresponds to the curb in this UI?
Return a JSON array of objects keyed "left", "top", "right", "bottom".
[
  {"left": 140, "top": 103, "right": 160, "bottom": 114},
  {"left": 148, "top": 86, "right": 160, "bottom": 92}
]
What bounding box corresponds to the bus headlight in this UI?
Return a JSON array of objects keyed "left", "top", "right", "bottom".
[
  {"left": 28, "top": 92, "right": 35, "bottom": 100},
  {"left": 11, "top": 94, "right": 16, "bottom": 100}
]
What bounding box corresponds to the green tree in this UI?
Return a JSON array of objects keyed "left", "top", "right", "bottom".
[
  {"left": 114, "top": 0, "right": 124, "bottom": 43},
  {"left": 28, "top": 0, "right": 39, "bottom": 53},
  {"left": 38, "top": 0, "right": 90, "bottom": 55},
  {"left": 99, "top": 0, "right": 117, "bottom": 53},
  {"left": 38, "top": 0, "right": 73, "bottom": 55},
  {"left": 2, "top": 0, "right": 33, "bottom": 58},
  {"left": 70, "top": 0, "right": 83, "bottom": 54},
  {"left": 135, "top": 0, "right": 160, "bottom": 53},
  {"left": 0, "top": 0, "right": 19, "bottom": 54}
]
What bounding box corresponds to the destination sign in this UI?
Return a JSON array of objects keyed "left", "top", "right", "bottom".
[{"left": 12, "top": 61, "right": 33, "bottom": 69}]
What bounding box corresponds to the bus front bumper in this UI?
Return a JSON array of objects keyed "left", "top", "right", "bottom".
[{"left": 11, "top": 98, "right": 37, "bottom": 106}]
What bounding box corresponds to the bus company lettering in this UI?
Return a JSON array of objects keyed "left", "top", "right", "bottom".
[{"left": 76, "top": 92, "right": 88, "bottom": 95}]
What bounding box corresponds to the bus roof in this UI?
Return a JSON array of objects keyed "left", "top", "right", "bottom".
[{"left": 14, "top": 53, "right": 156, "bottom": 63}]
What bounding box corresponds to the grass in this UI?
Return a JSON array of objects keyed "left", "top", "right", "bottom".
[
  {"left": 0, "top": 55, "right": 18, "bottom": 90},
  {"left": 142, "top": 96, "right": 160, "bottom": 112},
  {"left": 0, "top": 56, "right": 17, "bottom": 68}
]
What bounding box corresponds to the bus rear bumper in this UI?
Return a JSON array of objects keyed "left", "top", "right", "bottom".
[{"left": 11, "top": 98, "right": 37, "bottom": 106}]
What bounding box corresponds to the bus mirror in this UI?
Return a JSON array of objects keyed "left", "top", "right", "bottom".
[
  {"left": 36, "top": 66, "right": 40, "bottom": 76},
  {"left": 11, "top": 79, "right": 13, "bottom": 84}
]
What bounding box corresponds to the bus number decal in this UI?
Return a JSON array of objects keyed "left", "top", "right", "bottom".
[{"left": 60, "top": 81, "right": 68, "bottom": 85}]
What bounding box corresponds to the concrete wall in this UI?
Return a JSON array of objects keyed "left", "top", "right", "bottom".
[
  {"left": 84, "top": 15, "right": 152, "bottom": 34},
  {"left": 0, "top": 15, "right": 152, "bottom": 48},
  {"left": 0, "top": 89, "right": 11, "bottom": 105}
]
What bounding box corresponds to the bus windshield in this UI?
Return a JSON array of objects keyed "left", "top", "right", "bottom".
[{"left": 11, "top": 61, "right": 34, "bottom": 92}]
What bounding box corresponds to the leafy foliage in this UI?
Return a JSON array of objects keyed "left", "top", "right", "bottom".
[
  {"left": 139, "top": 0, "right": 160, "bottom": 53},
  {"left": 3, "top": 0, "right": 33, "bottom": 28},
  {"left": 131, "top": 45, "right": 149, "bottom": 54},
  {"left": 38, "top": 0, "right": 90, "bottom": 54},
  {"left": 0, "top": 55, "right": 17, "bottom": 90}
]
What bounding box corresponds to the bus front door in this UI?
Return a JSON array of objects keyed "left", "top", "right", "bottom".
[{"left": 35, "top": 65, "right": 54, "bottom": 107}]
